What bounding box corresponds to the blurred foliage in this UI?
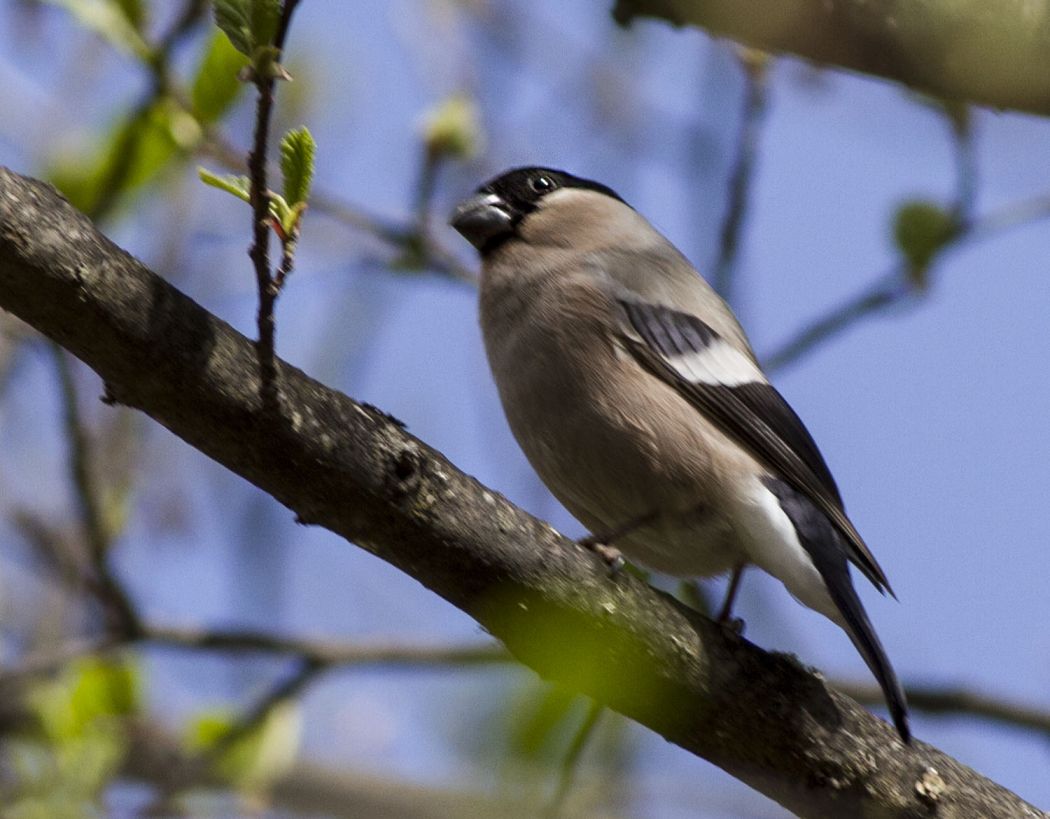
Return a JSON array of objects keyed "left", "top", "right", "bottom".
[
  {"left": 511, "top": 686, "right": 586, "bottom": 763},
  {"left": 41, "top": 0, "right": 150, "bottom": 61},
  {"left": 475, "top": 678, "right": 632, "bottom": 812},
  {"left": 2, "top": 658, "right": 139, "bottom": 817},
  {"left": 45, "top": 0, "right": 250, "bottom": 219},
  {"left": 187, "top": 701, "right": 302, "bottom": 793},
  {"left": 191, "top": 30, "right": 251, "bottom": 124},
  {"left": 421, "top": 94, "right": 483, "bottom": 161},
  {"left": 49, "top": 98, "right": 196, "bottom": 216},
  {"left": 893, "top": 199, "right": 958, "bottom": 289}
]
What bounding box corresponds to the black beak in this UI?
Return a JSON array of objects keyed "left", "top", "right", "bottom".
[{"left": 450, "top": 192, "right": 514, "bottom": 251}]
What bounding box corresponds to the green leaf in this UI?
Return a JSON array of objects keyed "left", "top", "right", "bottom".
[
  {"left": 279, "top": 126, "right": 315, "bottom": 207},
  {"left": 249, "top": 0, "right": 282, "bottom": 49},
  {"left": 893, "top": 199, "right": 958, "bottom": 288},
  {"left": 283, "top": 201, "right": 308, "bottom": 237},
  {"left": 214, "top": 0, "right": 253, "bottom": 55},
  {"left": 198, "top": 170, "right": 304, "bottom": 239},
  {"left": 198, "top": 168, "right": 251, "bottom": 203},
  {"left": 49, "top": 98, "right": 197, "bottom": 216},
  {"left": 214, "top": 0, "right": 282, "bottom": 57},
  {"left": 268, "top": 193, "right": 292, "bottom": 232},
  {"left": 42, "top": 0, "right": 151, "bottom": 61},
  {"left": 191, "top": 30, "right": 250, "bottom": 123}
]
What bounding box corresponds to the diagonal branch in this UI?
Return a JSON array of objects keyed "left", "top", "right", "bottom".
[
  {"left": 0, "top": 166, "right": 1043, "bottom": 818},
  {"left": 50, "top": 343, "right": 140, "bottom": 636},
  {"left": 763, "top": 193, "right": 1050, "bottom": 372},
  {"left": 837, "top": 681, "right": 1050, "bottom": 740}
]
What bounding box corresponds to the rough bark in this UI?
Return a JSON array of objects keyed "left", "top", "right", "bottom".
[
  {"left": 0, "top": 167, "right": 1044, "bottom": 818},
  {"left": 613, "top": 0, "right": 1050, "bottom": 117}
]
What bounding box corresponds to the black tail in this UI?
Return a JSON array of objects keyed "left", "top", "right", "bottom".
[
  {"left": 820, "top": 558, "right": 911, "bottom": 743},
  {"left": 762, "top": 477, "right": 910, "bottom": 742}
]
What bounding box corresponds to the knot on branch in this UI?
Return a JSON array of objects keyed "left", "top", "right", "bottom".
[{"left": 390, "top": 446, "right": 422, "bottom": 499}]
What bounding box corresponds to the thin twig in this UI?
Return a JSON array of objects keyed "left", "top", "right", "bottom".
[
  {"left": 145, "top": 624, "right": 510, "bottom": 668},
  {"left": 545, "top": 699, "right": 605, "bottom": 818},
  {"left": 834, "top": 680, "right": 1050, "bottom": 738},
  {"left": 712, "top": 49, "right": 770, "bottom": 306},
  {"left": 201, "top": 131, "right": 477, "bottom": 283},
  {"left": 0, "top": 317, "right": 31, "bottom": 398},
  {"left": 216, "top": 659, "right": 319, "bottom": 751},
  {"left": 765, "top": 101, "right": 986, "bottom": 372},
  {"left": 142, "top": 630, "right": 504, "bottom": 808},
  {"left": 763, "top": 266, "right": 908, "bottom": 372},
  {"left": 273, "top": 240, "right": 296, "bottom": 293},
  {"left": 947, "top": 104, "right": 976, "bottom": 226},
  {"left": 309, "top": 176, "right": 477, "bottom": 283},
  {"left": 309, "top": 188, "right": 407, "bottom": 243},
  {"left": 144, "top": 656, "right": 323, "bottom": 810},
  {"left": 10, "top": 508, "right": 98, "bottom": 597},
  {"left": 0, "top": 630, "right": 508, "bottom": 705},
  {"left": 247, "top": 0, "right": 303, "bottom": 413},
  {"left": 414, "top": 149, "right": 442, "bottom": 237},
  {"left": 49, "top": 344, "right": 140, "bottom": 637},
  {"left": 0, "top": 635, "right": 120, "bottom": 688},
  {"left": 5, "top": 625, "right": 1050, "bottom": 744},
  {"left": 764, "top": 193, "right": 1050, "bottom": 372}
]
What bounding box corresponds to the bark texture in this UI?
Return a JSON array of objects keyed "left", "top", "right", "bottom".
[
  {"left": 613, "top": 0, "right": 1050, "bottom": 117},
  {"left": 0, "top": 167, "right": 1044, "bottom": 818}
]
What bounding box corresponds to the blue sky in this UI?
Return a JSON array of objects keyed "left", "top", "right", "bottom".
[{"left": 1, "top": 2, "right": 1048, "bottom": 815}]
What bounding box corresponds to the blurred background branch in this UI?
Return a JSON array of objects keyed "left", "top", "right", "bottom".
[
  {"left": 763, "top": 190, "right": 1050, "bottom": 372},
  {"left": 711, "top": 47, "right": 769, "bottom": 306}
]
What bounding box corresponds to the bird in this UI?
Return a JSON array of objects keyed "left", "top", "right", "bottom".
[{"left": 450, "top": 166, "right": 910, "bottom": 743}]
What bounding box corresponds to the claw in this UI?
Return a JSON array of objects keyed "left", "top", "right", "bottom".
[
  {"left": 719, "top": 615, "right": 746, "bottom": 637},
  {"left": 577, "top": 538, "right": 626, "bottom": 576}
]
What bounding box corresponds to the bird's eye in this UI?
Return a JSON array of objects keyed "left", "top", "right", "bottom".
[{"left": 530, "top": 175, "right": 555, "bottom": 193}]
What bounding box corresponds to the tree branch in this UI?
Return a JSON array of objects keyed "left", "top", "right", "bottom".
[
  {"left": 246, "top": 0, "right": 302, "bottom": 412},
  {"left": 613, "top": 0, "right": 1050, "bottom": 117},
  {"left": 7, "top": 625, "right": 1050, "bottom": 742},
  {"left": 837, "top": 681, "right": 1050, "bottom": 740},
  {"left": 0, "top": 167, "right": 1043, "bottom": 818},
  {"left": 50, "top": 343, "right": 140, "bottom": 636},
  {"left": 144, "top": 624, "right": 509, "bottom": 668},
  {"left": 763, "top": 192, "right": 1050, "bottom": 372},
  {"left": 712, "top": 48, "right": 770, "bottom": 305}
]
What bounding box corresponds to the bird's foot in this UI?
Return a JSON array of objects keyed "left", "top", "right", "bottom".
[
  {"left": 577, "top": 535, "right": 626, "bottom": 576},
  {"left": 718, "top": 615, "right": 746, "bottom": 637}
]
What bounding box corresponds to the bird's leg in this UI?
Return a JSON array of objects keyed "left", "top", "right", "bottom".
[
  {"left": 577, "top": 511, "right": 657, "bottom": 574},
  {"left": 716, "top": 563, "right": 747, "bottom": 634}
]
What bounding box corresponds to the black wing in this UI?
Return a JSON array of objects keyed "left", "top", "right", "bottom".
[{"left": 619, "top": 299, "right": 892, "bottom": 594}]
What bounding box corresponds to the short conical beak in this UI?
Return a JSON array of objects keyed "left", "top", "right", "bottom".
[{"left": 450, "top": 192, "right": 513, "bottom": 250}]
